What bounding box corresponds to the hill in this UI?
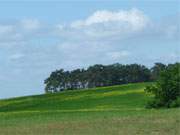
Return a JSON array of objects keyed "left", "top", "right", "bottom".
[{"left": 0, "top": 82, "right": 179, "bottom": 135}]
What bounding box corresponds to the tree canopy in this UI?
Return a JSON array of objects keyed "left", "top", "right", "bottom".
[{"left": 44, "top": 63, "right": 169, "bottom": 93}]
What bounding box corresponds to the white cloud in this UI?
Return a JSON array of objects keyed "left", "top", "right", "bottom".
[
  {"left": 106, "top": 51, "right": 130, "bottom": 60},
  {"left": 0, "top": 24, "right": 23, "bottom": 43},
  {"left": 54, "top": 9, "right": 179, "bottom": 68},
  {"left": 20, "top": 19, "right": 40, "bottom": 31},
  {"left": 55, "top": 8, "right": 151, "bottom": 41},
  {"left": 0, "top": 9, "right": 179, "bottom": 69},
  {"left": 0, "top": 19, "right": 43, "bottom": 45},
  {"left": 71, "top": 8, "right": 149, "bottom": 31},
  {"left": 0, "top": 25, "right": 14, "bottom": 35},
  {"left": 57, "top": 9, "right": 179, "bottom": 42}
]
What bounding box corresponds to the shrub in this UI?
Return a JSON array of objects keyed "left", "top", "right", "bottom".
[{"left": 145, "top": 63, "right": 180, "bottom": 108}]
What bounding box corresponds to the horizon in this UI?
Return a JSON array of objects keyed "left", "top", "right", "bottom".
[
  {"left": 0, "top": 62, "right": 178, "bottom": 100},
  {"left": 0, "top": 0, "right": 179, "bottom": 99}
]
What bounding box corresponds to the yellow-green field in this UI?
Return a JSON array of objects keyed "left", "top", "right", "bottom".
[{"left": 0, "top": 82, "right": 179, "bottom": 135}]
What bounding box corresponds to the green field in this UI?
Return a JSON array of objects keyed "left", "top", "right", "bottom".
[{"left": 0, "top": 82, "right": 179, "bottom": 135}]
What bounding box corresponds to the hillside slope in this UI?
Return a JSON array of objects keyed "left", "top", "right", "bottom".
[
  {"left": 0, "top": 82, "right": 179, "bottom": 135},
  {"left": 0, "top": 82, "right": 151, "bottom": 112}
]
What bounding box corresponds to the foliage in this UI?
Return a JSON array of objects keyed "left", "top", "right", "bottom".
[
  {"left": 150, "top": 63, "right": 166, "bottom": 80},
  {"left": 145, "top": 63, "right": 180, "bottom": 108},
  {"left": 44, "top": 63, "right": 152, "bottom": 93}
]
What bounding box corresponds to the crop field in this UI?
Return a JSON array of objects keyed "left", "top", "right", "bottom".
[{"left": 0, "top": 82, "right": 179, "bottom": 135}]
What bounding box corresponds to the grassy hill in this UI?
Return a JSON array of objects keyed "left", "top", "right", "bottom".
[{"left": 0, "top": 82, "right": 179, "bottom": 135}]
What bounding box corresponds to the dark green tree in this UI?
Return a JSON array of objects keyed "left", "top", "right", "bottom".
[
  {"left": 145, "top": 63, "right": 180, "bottom": 108},
  {"left": 44, "top": 62, "right": 177, "bottom": 94},
  {"left": 44, "top": 69, "right": 66, "bottom": 93},
  {"left": 150, "top": 63, "right": 166, "bottom": 81}
]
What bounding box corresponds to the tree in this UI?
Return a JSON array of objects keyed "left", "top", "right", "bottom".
[
  {"left": 150, "top": 63, "right": 166, "bottom": 81},
  {"left": 44, "top": 62, "right": 174, "bottom": 94},
  {"left": 145, "top": 63, "right": 180, "bottom": 108},
  {"left": 44, "top": 69, "right": 66, "bottom": 93},
  {"left": 86, "top": 64, "right": 106, "bottom": 87},
  {"left": 125, "top": 64, "right": 151, "bottom": 83}
]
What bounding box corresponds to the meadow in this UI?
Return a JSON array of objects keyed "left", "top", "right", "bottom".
[{"left": 0, "top": 82, "right": 179, "bottom": 135}]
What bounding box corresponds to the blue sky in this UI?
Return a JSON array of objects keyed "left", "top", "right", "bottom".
[{"left": 0, "top": 0, "right": 179, "bottom": 99}]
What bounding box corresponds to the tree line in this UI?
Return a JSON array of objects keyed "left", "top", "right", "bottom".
[{"left": 44, "top": 63, "right": 168, "bottom": 93}]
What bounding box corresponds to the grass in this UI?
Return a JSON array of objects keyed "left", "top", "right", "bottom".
[{"left": 0, "top": 82, "right": 179, "bottom": 135}]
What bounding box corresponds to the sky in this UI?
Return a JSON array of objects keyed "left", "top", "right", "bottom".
[{"left": 0, "top": 0, "right": 179, "bottom": 99}]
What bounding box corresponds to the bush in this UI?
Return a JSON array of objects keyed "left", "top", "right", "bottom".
[
  {"left": 169, "top": 97, "right": 180, "bottom": 108},
  {"left": 145, "top": 63, "right": 180, "bottom": 108}
]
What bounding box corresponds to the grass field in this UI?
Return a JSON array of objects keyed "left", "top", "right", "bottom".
[{"left": 0, "top": 82, "right": 179, "bottom": 135}]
